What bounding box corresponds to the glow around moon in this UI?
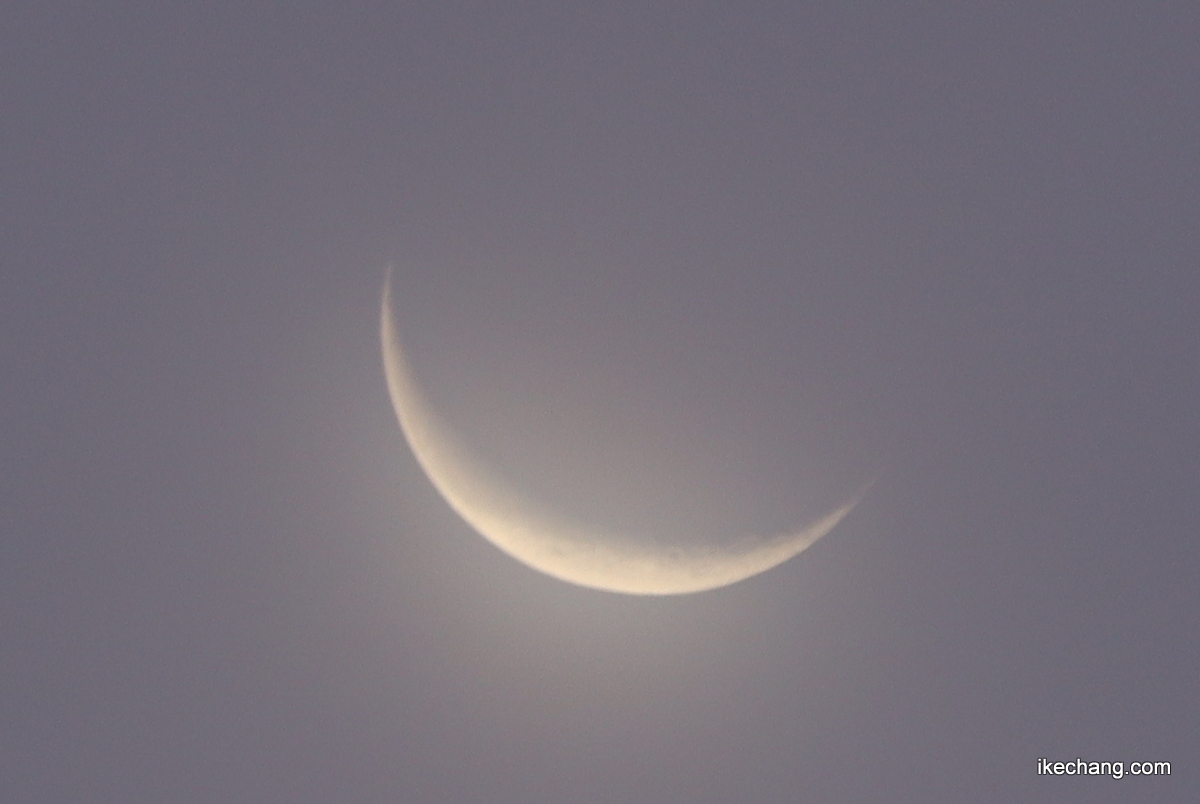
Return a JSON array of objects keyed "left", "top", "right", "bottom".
[{"left": 381, "top": 269, "right": 863, "bottom": 595}]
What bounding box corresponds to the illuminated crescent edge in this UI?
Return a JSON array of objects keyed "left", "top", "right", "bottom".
[{"left": 381, "top": 270, "right": 862, "bottom": 594}]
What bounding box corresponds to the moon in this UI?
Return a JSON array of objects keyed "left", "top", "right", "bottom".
[{"left": 381, "top": 269, "right": 864, "bottom": 595}]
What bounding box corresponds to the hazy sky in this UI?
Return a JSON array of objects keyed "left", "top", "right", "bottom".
[{"left": 3, "top": 3, "right": 1197, "bottom": 802}]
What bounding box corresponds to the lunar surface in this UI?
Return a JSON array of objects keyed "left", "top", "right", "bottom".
[{"left": 381, "top": 269, "right": 862, "bottom": 594}]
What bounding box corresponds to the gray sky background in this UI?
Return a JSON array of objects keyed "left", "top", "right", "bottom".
[{"left": 3, "top": 2, "right": 1197, "bottom": 802}]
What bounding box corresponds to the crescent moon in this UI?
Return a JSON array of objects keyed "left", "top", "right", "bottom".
[{"left": 381, "top": 269, "right": 863, "bottom": 595}]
